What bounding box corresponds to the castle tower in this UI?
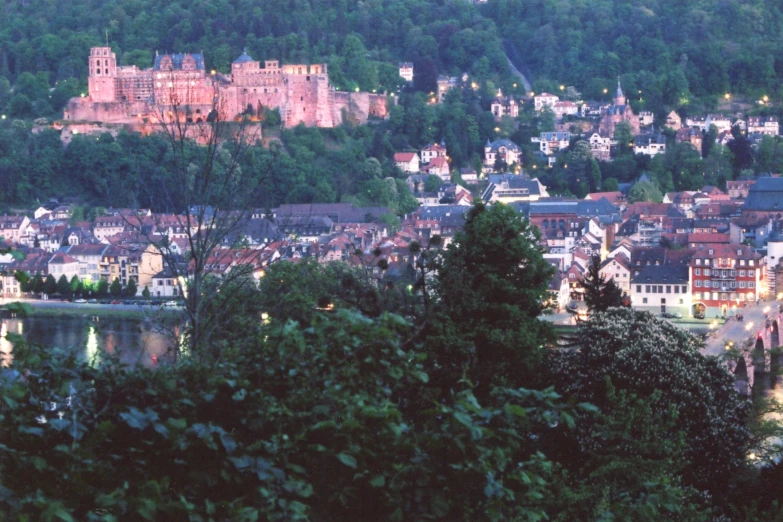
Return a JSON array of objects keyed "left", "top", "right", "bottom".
[
  {"left": 614, "top": 78, "right": 626, "bottom": 106},
  {"left": 88, "top": 47, "right": 117, "bottom": 103}
]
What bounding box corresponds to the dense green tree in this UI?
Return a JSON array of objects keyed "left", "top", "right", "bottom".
[
  {"left": 96, "top": 278, "right": 109, "bottom": 298},
  {"left": 56, "top": 274, "right": 71, "bottom": 297},
  {"left": 69, "top": 275, "right": 82, "bottom": 296},
  {"left": 627, "top": 180, "right": 663, "bottom": 203},
  {"left": 426, "top": 203, "right": 554, "bottom": 396},
  {"left": 43, "top": 274, "right": 57, "bottom": 295},
  {"left": 142, "top": 286, "right": 151, "bottom": 300},
  {"left": 549, "top": 308, "right": 751, "bottom": 494}
]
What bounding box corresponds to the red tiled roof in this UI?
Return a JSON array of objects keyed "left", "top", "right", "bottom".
[{"left": 394, "top": 152, "right": 417, "bottom": 162}]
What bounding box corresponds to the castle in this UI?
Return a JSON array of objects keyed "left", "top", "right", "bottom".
[{"left": 64, "top": 47, "right": 388, "bottom": 129}]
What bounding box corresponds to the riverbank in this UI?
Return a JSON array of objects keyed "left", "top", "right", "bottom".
[{"left": 1, "top": 299, "right": 183, "bottom": 321}]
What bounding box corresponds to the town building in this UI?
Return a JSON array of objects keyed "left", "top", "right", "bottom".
[
  {"left": 483, "top": 139, "right": 522, "bottom": 172},
  {"left": 533, "top": 92, "right": 559, "bottom": 111},
  {"left": 394, "top": 152, "right": 420, "bottom": 173},
  {"left": 747, "top": 116, "right": 779, "bottom": 136},
  {"left": 482, "top": 174, "right": 549, "bottom": 204},
  {"left": 633, "top": 133, "right": 667, "bottom": 156},
  {"left": 690, "top": 244, "right": 765, "bottom": 317},
  {"left": 727, "top": 179, "right": 755, "bottom": 199},
  {"left": 531, "top": 132, "right": 570, "bottom": 156},
  {"left": 398, "top": 62, "right": 413, "bottom": 83},
  {"left": 665, "top": 111, "right": 682, "bottom": 130},
  {"left": 436, "top": 75, "right": 459, "bottom": 102},
  {"left": 491, "top": 96, "right": 519, "bottom": 120},
  {"left": 420, "top": 143, "right": 447, "bottom": 164},
  {"left": 598, "top": 80, "right": 640, "bottom": 137},
  {"left": 631, "top": 265, "right": 691, "bottom": 317},
  {"left": 675, "top": 127, "right": 703, "bottom": 156},
  {"left": 587, "top": 132, "right": 613, "bottom": 161}
]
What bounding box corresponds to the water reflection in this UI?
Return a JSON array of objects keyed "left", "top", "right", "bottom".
[{"left": 0, "top": 316, "right": 171, "bottom": 368}]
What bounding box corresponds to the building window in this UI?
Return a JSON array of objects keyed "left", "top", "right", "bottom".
[
  {"left": 749, "top": 282, "right": 755, "bottom": 288},
  {"left": 748, "top": 269, "right": 754, "bottom": 276},
  {"left": 740, "top": 281, "right": 746, "bottom": 288},
  {"left": 679, "top": 299, "right": 684, "bottom": 304},
  {"left": 674, "top": 286, "right": 680, "bottom": 293},
  {"left": 731, "top": 270, "right": 736, "bottom": 276},
  {"left": 645, "top": 285, "right": 651, "bottom": 293},
  {"left": 694, "top": 292, "right": 701, "bottom": 300},
  {"left": 740, "top": 259, "right": 746, "bottom": 266},
  {"left": 694, "top": 268, "right": 700, "bottom": 275},
  {"left": 636, "top": 285, "right": 641, "bottom": 292},
  {"left": 695, "top": 280, "right": 702, "bottom": 287},
  {"left": 642, "top": 298, "right": 648, "bottom": 304},
  {"left": 739, "top": 270, "right": 746, "bottom": 276},
  {"left": 750, "top": 260, "right": 755, "bottom": 266},
  {"left": 704, "top": 269, "right": 710, "bottom": 276}
]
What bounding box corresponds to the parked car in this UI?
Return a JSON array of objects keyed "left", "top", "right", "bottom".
[
  {"left": 162, "top": 300, "right": 180, "bottom": 307},
  {"left": 74, "top": 299, "right": 87, "bottom": 304},
  {"left": 660, "top": 312, "right": 682, "bottom": 319},
  {"left": 694, "top": 311, "right": 706, "bottom": 320},
  {"left": 87, "top": 299, "right": 98, "bottom": 304},
  {"left": 110, "top": 300, "right": 121, "bottom": 305}
]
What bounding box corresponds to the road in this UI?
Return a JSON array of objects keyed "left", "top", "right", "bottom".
[
  {"left": 503, "top": 43, "right": 531, "bottom": 93},
  {"left": 0, "top": 298, "right": 182, "bottom": 312}
]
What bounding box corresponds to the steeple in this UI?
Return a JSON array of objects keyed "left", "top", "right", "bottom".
[{"left": 614, "top": 77, "right": 626, "bottom": 106}]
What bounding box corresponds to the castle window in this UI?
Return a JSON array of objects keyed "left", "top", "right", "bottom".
[
  {"left": 105, "top": 69, "right": 108, "bottom": 75},
  {"left": 96, "top": 69, "right": 101, "bottom": 75},
  {"left": 300, "top": 96, "right": 303, "bottom": 101},
  {"left": 306, "top": 76, "right": 310, "bottom": 81},
  {"left": 105, "top": 60, "right": 108, "bottom": 66}
]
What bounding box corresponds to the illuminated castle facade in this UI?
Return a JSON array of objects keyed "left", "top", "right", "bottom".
[{"left": 64, "top": 47, "right": 388, "bottom": 128}]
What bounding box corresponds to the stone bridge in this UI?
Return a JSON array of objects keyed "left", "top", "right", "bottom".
[{"left": 703, "top": 301, "right": 782, "bottom": 395}]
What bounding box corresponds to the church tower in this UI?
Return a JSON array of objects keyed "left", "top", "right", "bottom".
[
  {"left": 614, "top": 78, "right": 626, "bottom": 106},
  {"left": 88, "top": 47, "right": 117, "bottom": 103}
]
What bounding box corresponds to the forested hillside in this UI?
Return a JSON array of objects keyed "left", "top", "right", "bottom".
[
  {"left": 0, "top": 0, "right": 511, "bottom": 119},
  {"left": 484, "top": 0, "right": 783, "bottom": 110}
]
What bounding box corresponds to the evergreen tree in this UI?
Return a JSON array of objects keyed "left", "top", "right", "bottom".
[
  {"left": 426, "top": 203, "right": 555, "bottom": 396},
  {"left": 109, "top": 278, "right": 122, "bottom": 297},
  {"left": 43, "top": 274, "right": 57, "bottom": 296},
  {"left": 31, "top": 273, "right": 45, "bottom": 294},
  {"left": 96, "top": 279, "right": 109, "bottom": 298},
  {"left": 142, "top": 286, "right": 151, "bottom": 300},
  {"left": 581, "top": 255, "right": 624, "bottom": 313},
  {"left": 57, "top": 275, "right": 70, "bottom": 297},
  {"left": 125, "top": 277, "right": 137, "bottom": 297}
]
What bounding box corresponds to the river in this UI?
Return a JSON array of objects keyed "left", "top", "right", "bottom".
[{"left": 0, "top": 315, "right": 173, "bottom": 368}]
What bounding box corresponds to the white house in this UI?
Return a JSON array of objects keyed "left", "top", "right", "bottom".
[
  {"left": 748, "top": 116, "right": 779, "bottom": 136},
  {"left": 552, "top": 101, "right": 578, "bottom": 119},
  {"left": 393, "top": 152, "right": 420, "bottom": 173},
  {"left": 398, "top": 62, "right": 413, "bottom": 83},
  {"left": 531, "top": 132, "right": 570, "bottom": 156},
  {"left": 705, "top": 114, "right": 732, "bottom": 134},
  {"left": 484, "top": 139, "right": 522, "bottom": 172},
  {"left": 633, "top": 134, "right": 666, "bottom": 157},
  {"left": 599, "top": 254, "right": 631, "bottom": 294},
  {"left": 587, "top": 132, "right": 613, "bottom": 161},
  {"left": 534, "top": 92, "right": 559, "bottom": 111},
  {"left": 639, "top": 111, "right": 654, "bottom": 127},
  {"left": 630, "top": 265, "right": 691, "bottom": 317}
]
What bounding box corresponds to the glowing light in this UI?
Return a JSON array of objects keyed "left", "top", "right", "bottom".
[
  {"left": 261, "top": 312, "right": 270, "bottom": 325},
  {"left": 559, "top": 85, "right": 565, "bottom": 91},
  {"left": 355, "top": 87, "right": 359, "bottom": 92},
  {"left": 210, "top": 70, "right": 216, "bottom": 75},
  {"left": 1, "top": 115, "right": 5, "bottom": 120},
  {"left": 513, "top": 83, "right": 517, "bottom": 88},
  {"left": 764, "top": 306, "right": 771, "bottom": 313},
  {"left": 86, "top": 325, "right": 100, "bottom": 366},
  {"left": 724, "top": 93, "right": 731, "bottom": 100},
  {"left": 603, "top": 88, "right": 608, "bottom": 94}
]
